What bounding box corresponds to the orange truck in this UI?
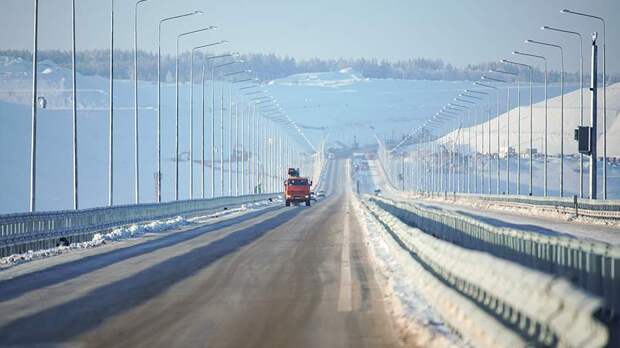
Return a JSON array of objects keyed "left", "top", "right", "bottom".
[{"left": 284, "top": 168, "right": 312, "bottom": 206}]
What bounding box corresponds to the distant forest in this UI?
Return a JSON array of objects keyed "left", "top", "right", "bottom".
[{"left": 1, "top": 49, "right": 616, "bottom": 83}]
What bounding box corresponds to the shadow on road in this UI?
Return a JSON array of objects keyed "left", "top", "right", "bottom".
[
  {"left": 416, "top": 203, "right": 570, "bottom": 238},
  {"left": 0, "top": 207, "right": 304, "bottom": 345},
  {"left": 0, "top": 206, "right": 282, "bottom": 303},
  {"left": 454, "top": 210, "right": 571, "bottom": 238}
]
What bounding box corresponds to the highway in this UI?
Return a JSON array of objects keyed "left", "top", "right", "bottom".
[{"left": 0, "top": 160, "right": 400, "bottom": 347}]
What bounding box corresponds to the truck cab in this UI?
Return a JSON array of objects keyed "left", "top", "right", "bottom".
[{"left": 284, "top": 169, "right": 312, "bottom": 206}]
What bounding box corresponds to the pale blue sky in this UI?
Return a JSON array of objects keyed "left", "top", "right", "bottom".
[{"left": 1, "top": 0, "right": 618, "bottom": 73}]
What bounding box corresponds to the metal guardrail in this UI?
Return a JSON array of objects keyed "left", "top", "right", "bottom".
[
  {"left": 428, "top": 192, "right": 620, "bottom": 220},
  {"left": 0, "top": 194, "right": 276, "bottom": 258},
  {"left": 369, "top": 195, "right": 620, "bottom": 315},
  {"left": 362, "top": 197, "right": 609, "bottom": 347},
  {"left": 374, "top": 152, "right": 620, "bottom": 220}
]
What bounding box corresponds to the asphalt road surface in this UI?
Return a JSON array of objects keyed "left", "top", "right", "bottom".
[{"left": 0, "top": 160, "right": 401, "bottom": 348}]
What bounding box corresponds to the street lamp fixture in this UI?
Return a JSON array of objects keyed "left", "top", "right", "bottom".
[
  {"left": 525, "top": 39, "right": 565, "bottom": 196},
  {"left": 561, "top": 9, "right": 607, "bottom": 199}
]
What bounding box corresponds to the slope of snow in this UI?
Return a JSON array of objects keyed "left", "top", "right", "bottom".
[
  {"left": 437, "top": 83, "right": 620, "bottom": 157},
  {"left": 269, "top": 67, "right": 367, "bottom": 88}
]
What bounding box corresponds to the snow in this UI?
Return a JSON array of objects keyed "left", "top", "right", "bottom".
[
  {"left": 0, "top": 216, "right": 187, "bottom": 270},
  {"left": 269, "top": 68, "right": 367, "bottom": 88},
  {"left": 434, "top": 83, "right": 620, "bottom": 157},
  {"left": 0, "top": 197, "right": 281, "bottom": 270},
  {"left": 1, "top": 54, "right": 616, "bottom": 214},
  {"left": 351, "top": 189, "right": 465, "bottom": 347},
  {"left": 423, "top": 194, "right": 620, "bottom": 229}
]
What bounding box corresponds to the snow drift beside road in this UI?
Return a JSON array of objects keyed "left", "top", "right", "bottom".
[
  {"left": 0, "top": 197, "right": 281, "bottom": 270},
  {"left": 0, "top": 216, "right": 188, "bottom": 270},
  {"left": 352, "top": 194, "right": 464, "bottom": 347}
]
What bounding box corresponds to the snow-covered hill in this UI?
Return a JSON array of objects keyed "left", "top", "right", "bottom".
[
  {"left": 269, "top": 67, "right": 367, "bottom": 88},
  {"left": 1, "top": 57, "right": 618, "bottom": 214},
  {"left": 438, "top": 83, "right": 620, "bottom": 157}
]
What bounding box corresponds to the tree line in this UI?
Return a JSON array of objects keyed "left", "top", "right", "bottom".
[{"left": 1, "top": 49, "right": 615, "bottom": 83}]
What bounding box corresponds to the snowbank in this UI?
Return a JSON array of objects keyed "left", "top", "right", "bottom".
[
  {"left": 351, "top": 194, "right": 464, "bottom": 347},
  {"left": 0, "top": 216, "right": 187, "bottom": 270},
  {"left": 0, "top": 197, "right": 282, "bottom": 270}
]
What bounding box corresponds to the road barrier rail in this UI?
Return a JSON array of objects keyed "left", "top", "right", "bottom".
[
  {"left": 375, "top": 152, "right": 620, "bottom": 220},
  {"left": 0, "top": 194, "right": 276, "bottom": 258},
  {"left": 369, "top": 195, "right": 620, "bottom": 314},
  {"left": 419, "top": 192, "right": 620, "bottom": 220},
  {"left": 362, "top": 196, "right": 609, "bottom": 347}
]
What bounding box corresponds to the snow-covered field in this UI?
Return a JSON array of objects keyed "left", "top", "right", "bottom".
[
  {"left": 0, "top": 57, "right": 316, "bottom": 214},
  {"left": 1, "top": 56, "right": 617, "bottom": 214}
]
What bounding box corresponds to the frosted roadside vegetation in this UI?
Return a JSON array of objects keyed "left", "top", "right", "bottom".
[{"left": 0, "top": 198, "right": 280, "bottom": 270}]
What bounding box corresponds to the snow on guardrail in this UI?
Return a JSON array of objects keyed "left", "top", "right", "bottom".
[
  {"left": 0, "top": 194, "right": 277, "bottom": 258},
  {"left": 370, "top": 195, "right": 620, "bottom": 316}
]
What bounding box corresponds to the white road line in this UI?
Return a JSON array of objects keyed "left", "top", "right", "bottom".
[
  {"left": 338, "top": 160, "right": 353, "bottom": 312},
  {"left": 337, "top": 207, "right": 352, "bottom": 312}
]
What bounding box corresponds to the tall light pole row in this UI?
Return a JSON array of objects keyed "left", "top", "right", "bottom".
[
  {"left": 26, "top": 1, "right": 312, "bottom": 213},
  {"left": 383, "top": 8, "right": 608, "bottom": 201}
]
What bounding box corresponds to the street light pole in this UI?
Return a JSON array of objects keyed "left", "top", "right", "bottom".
[
  {"left": 526, "top": 39, "right": 564, "bottom": 197},
  {"left": 488, "top": 69, "right": 517, "bottom": 195},
  {"left": 450, "top": 103, "right": 470, "bottom": 193},
  {"left": 440, "top": 110, "right": 458, "bottom": 193},
  {"left": 190, "top": 42, "right": 226, "bottom": 199},
  {"left": 30, "top": 0, "right": 39, "bottom": 212},
  {"left": 220, "top": 68, "right": 249, "bottom": 196},
  {"left": 455, "top": 98, "right": 476, "bottom": 193},
  {"left": 157, "top": 10, "right": 202, "bottom": 203},
  {"left": 542, "top": 26, "right": 584, "bottom": 198},
  {"left": 176, "top": 26, "right": 217, "bottom": 200},
  {"left": 476, "top": 80, "right": 501, "bottom": 194},
  {"left": 561, "top": 9, "right": 607, "bottom": 199},
  {"left": 461, "top": 93, "right": 483, "bottom": 193},
  {"left": 234, "top": 102, "right": 239, "bottom": 196},
  {"left": 133, "top": 0, "right": 149, "bottom": 204},
  {"left": 502, "top": 59, "right": 533, "bottom": 195},
  {"left": 108, "top": 0, "right": 114, "bottom": 206},
  {"left": 71, "top": 0, "right": 78, "bottom": 209},
  {"left": 200, "top": 53, "right": 234, "bottom": 198},
  {"left": 513, "top": 51, "right": 547, "bottom": 196},
  {"left": 466, "top": 89, "right": 490, "bottom": 194}
]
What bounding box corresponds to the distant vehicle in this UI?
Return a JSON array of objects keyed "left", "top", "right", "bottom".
[
  {"left": 284, "top": 167, "right": 312, "bottom": 206},
  {"left": 374, "top": 189, "right": 381, "bottom": 196},
  {"left": 316, "top": 190, "right": 326, "bottom": 197},
  {"left": 310, "top": 192, "right": 317, "bottom": 201}
]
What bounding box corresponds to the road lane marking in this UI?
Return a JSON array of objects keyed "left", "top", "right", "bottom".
[
  {"left": 337, "top": 209, "right": 352, "bottom": 312},
  {"left": 338, "top": 161, "right": 353, "bottom": 312}
]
